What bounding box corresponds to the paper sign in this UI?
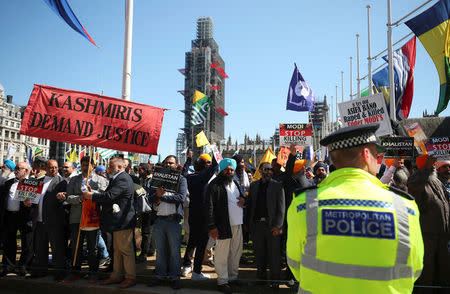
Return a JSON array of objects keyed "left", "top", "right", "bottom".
[
  {"left": 150, "top": 166, "right": 181, "bottom": 193},
  {"left": 404, "top": 122, "right": 428, "bottom": 154},
  {"left": 380, "top": 137, "right": 415, "bottom": 158},
  {"left": 426, "top": 137, "right": 450, "bottom": 160},
  {"left": 279, "top": 123, "right": 312, "bottom": 146},
  {"left": 338, "top": 93, "right": 392, "bottom": 137},
  {"left": 14, "top": 178, "right": 44, "bottom": 204},
  {"left": 277, "top": 146, "right": 290, "bottom": 166}
]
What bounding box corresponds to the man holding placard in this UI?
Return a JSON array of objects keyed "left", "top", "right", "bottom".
[
  {"left": 147, "top": 155, "right": 187, "bottom": 290},
  {"left": 0, "top": 162, "right": 33, "bottom": 276}
]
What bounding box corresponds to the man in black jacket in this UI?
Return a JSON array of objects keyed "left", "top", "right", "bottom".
[
  {"left": 29, "top": 159, "right": 67, "bottom": 281},
  {"left": 205, "top": 158, "right": 246, "bottom": 294},
  {"left": 247, "top": 162, "right": 285, "bottom": 288},
  {"left": 0, "top": 162, "right": 33, "bottom": 276},
  {"left": 82, "top": 157, "right": 136, "bottom": 289},
  {"left": 181, "top": 151, "right": 217, "bottom": 280}
]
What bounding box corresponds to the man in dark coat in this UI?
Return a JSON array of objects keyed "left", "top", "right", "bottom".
[
  {"left": 181, "top": 151, "right": 217, "bottom": 280},
  {"left": 29, "top": 159, "right": 67, "bottom": 281},
  {"left": 0, "top": 162, "right": 34, "bottom": 276},
  {"left": 408, "top": 156, "right": 450, "bottom": 293},
  {"left": 247, "top": 162, "right": 285, "bottom": 288},
  {"left": 82, "top": 157, "right": 136, "bottom": 289}
]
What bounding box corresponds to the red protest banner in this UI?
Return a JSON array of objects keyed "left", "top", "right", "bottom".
[{"left": 20, "top": 84, "right": 165, "bottom": 155}]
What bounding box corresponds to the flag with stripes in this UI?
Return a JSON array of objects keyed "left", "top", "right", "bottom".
[
  {"left": 97, "top": 147, "right": 117, "bottom": 159},
  {"left": 35, "top": 147, "right": 43, "bottom": 157},
  {"left": 191, "top": 90, "right": 213, "bottom": 126}
]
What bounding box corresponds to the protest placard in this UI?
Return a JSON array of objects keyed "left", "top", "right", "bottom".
[
  {"left": 150, "top": 166, "right": 181, "bottom": 193},
  {"left": 277, "top": 146, "right": 290, "bottom": 166},
  {"left": 20, "top": 84, "right": 165, "bottom": 154},
  {"left": 380, "top": 137, "right": 415, "bottom": 158},
  {"left": 404, "top": 122, "right": 428, "bottom": 154},
  {"left": 426, "top": 137, "right": 450, "bottom": 160},
  {"left": 14, "top": 178, "right": 44, "bottom": 204},
  {"left": 211, "top": 145, "right": 223, "bottom": 164},
  {"left": 279, "top": 123, "right": 312, "bottom": 146},
  {"left": 338, "top": 93, "right": 392, "bottom": 137}
]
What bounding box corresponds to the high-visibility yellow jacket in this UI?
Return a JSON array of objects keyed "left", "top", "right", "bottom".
[{"left": 287, "top": 167, "right": 424, "bottom": 294}]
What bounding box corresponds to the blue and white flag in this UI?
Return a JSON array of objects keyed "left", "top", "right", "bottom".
[
  {"left": 286, "top": 64, "right": 315, "bottom": 112},
  {"left": 305, "top": 146, "right": 314, "bottom": 161}
]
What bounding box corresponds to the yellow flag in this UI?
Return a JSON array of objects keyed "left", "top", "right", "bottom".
[
  {"left": 253, "top": 147, "right": 276, "bottom": 180},
  {"left": 195, "top": 131, "right": 210, "bottom": 147},
  {"left": 193, "top": 90, "right": 207, "bottom": 104},
  {"left": 69, "top": 149, "right": 78, "bottom": 163}
]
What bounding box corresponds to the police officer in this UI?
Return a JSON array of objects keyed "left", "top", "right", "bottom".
[{"left": 287, "top": 124, "right": 424, "bottom": 293}]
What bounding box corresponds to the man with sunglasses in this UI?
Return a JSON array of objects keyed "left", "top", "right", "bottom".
[
  {"left": 246, "top": 162, "right": 285, "bottom": 289},
  {"left": 287, "top": 124, "right": 423, "bottom": 294}
]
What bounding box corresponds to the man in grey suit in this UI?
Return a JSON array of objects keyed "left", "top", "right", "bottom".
[
  {"left": 28, "top": 159, "right": 67, "bottom": 280},
  {"left": 60, "top": 156, "right": 108, "bottom": 283},
  {"left": 247, "top": 162, "right": 285, "bottom": 288}
]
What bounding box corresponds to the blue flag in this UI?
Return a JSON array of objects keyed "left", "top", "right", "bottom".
[
  {"left": 286, "top": 64, "right": 315, "bottom": 112},
  {"left": 44, "top": 0, "right": 96, "bottom": 46},
  {"left": 26, "top": 145, "right": 33, "bottom": 166}
]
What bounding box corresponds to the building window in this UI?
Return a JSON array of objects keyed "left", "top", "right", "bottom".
[
  {"left": 5, "top": 130, "right": 9, "bottom": 138},
  {"left": 5, "top": 121, "right": 8, "bottom": 126},
  {"left": 17, "top": 122, "right": 20, "bottom": 128},
  {"left": 9, "top": 111, "right": 12, "bottom": 117},
  {"left": 10, "top": 132, "right": 14, "bottom": 139}
]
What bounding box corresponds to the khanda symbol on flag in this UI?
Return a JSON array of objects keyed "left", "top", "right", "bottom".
[
  {"left": 286, "top": 63, "right": 315, "bottom": 112},
  {"left": 191, "top": 90, "right": 213, "bottom": 126},
  {"left": 405, "top": 0, "right": 450, "bottom": 114}
]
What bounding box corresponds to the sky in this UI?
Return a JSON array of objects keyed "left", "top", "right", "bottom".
[{"left": 0, "top": 0, "right": 448, "bottom": 159}]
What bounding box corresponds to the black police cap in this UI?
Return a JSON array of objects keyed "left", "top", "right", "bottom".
[{"left": 320, "top": 123, "right": 383, "bottom": 152}]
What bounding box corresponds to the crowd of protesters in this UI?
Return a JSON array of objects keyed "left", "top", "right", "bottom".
[{"left": 0, "top": 145, "right": 449, "bottom": 293}]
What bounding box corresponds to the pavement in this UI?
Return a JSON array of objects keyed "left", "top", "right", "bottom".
[
  {"left": 0, "top": 275, "right": 225, "bottom": 294},
  {"left": 0, "top": 244, "right": 296, "bottom": 294}
]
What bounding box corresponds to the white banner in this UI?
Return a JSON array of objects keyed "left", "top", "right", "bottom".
[{"left": 338, "top": 93, "right": 392, "bottom": 137}]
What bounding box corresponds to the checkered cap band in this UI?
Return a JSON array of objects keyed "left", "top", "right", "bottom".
[{"left": 328, "top": 133, "right": 377, "bottom": 152}]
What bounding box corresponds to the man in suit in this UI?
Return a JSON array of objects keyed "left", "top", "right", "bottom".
[
  {"left": 0, "top": 162, "right": 34, "bottom": 276},
  {"left": 247, "top": 162, "right": 285, "bottom": 288},
  {"left": 61, "top": 156, "right": 108, "bottom": 283},
  {"left": 29, "top": 159, "right": 67, "bottom": 281},
  {"left": 82, "top": 157, "right": 136, "bottom": 289}
]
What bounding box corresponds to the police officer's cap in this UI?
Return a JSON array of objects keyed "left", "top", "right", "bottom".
[{"left": 320, "top": 123, "right": 383, "bottom": 152}]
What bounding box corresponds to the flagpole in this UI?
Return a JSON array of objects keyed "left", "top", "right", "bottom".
[
  {"left": 335, "top": 86, "right": 338, "bottom": 131},
  {"left": 367, "top": 5, "right": 373, "bottom": 95},
  {"left": 122, "top": 0, "right": 133, "bottom": 101},
  {"left": 387, "top": 0, "right": 396, "bottom": 121},
  {"left": 356, "top": 34, "right": 361, "bottom": 98},
  {"left": 341, "top": 71, "right": 344, "bottom": 103},
  {"left": 350, "top": 57, "right": 353, "bottom": 100}
]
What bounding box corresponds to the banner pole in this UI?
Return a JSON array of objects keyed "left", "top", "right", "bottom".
[
  {"left": 387, "top": 0, "right": 396, "bottom": 121},
  {"left": 367, "top": 5, "right": 373, "bottom": 95}
]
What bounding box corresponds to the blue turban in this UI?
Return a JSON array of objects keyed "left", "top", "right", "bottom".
[
  {"left": 95, "top": 165, "right": 106, "bottom": 173},
  {"left": 218, "top": 158, "right": 237, "bottom": 173},
  {"left": 3, "top": 160, "right": 15, "bottom": 172}
]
